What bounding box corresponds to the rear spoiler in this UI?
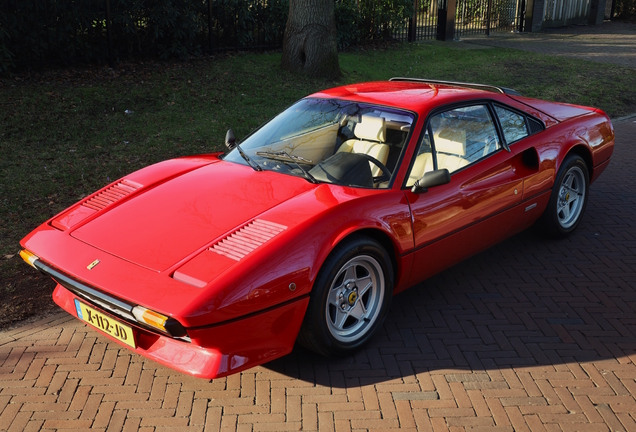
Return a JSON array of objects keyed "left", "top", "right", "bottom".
[{"left": 389, "top": 77, "right": 522, "bottom": 96}]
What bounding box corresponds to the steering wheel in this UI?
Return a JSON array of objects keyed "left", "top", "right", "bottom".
[{"left": 357, "top": 154, "right": 392, "bottom": 183}]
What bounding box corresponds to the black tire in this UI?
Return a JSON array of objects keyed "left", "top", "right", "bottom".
[
  {"left": 538, "top": 153, "right": 589, "bottom": 238},
  {"left": 298, "top": 236, "right": 394, "bottom": 357}
]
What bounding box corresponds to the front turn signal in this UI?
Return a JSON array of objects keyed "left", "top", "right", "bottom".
[
  {"left": 19, "top": 250, "right": 39, "bottom": 268},
  {"left": 132, "top": 306, "right": 168, "bottom": 333}
]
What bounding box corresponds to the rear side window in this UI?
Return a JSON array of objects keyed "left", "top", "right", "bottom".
[
  {"left": 528, "top": 117, "right": 544, "bottom": 134},
  {"left": 494, "top": 105, "right": 528, "bottom": 144}
]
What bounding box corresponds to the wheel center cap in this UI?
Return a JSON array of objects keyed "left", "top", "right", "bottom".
[
  {"left": 565, "top": 192, "right": 570, "bottom": 201},
  {"left": 347, "top": 291, "right": 358, "bottom": 305}
]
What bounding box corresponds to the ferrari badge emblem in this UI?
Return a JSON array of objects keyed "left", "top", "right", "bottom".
[
  {"left": 347, "top": 291, "right": 358, "bottom": 305},
  {"left": 87, "top": 259, "right": 100, "bottom": 270}
]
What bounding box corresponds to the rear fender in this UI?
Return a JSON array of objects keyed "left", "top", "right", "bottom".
[{"left": 555, "top": 113, "right": 613, "bottom": 181}]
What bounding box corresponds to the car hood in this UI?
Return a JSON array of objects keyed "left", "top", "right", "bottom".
[{"left": 71, "top": 160, "right": 315, "bottom": 272}]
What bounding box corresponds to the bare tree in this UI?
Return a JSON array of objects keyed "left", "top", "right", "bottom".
[{"left": 281, "top": 0, "right": 340, "bottom": 79}]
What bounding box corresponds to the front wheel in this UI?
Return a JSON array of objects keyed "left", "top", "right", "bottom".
[
  {"left": 298, "top": 236, "right": 393, "bottom": 357},
  {"left": 539, "top": 153, "right": 589, "bottom": 238}
]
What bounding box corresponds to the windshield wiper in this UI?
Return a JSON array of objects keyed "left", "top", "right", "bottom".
[
  {"left": 225, "top": 129, "right": 262, "bottom": 171},
  {"left": 256, "top": 151, "right": 318, "bottom": 184},
  {"left": 236, "top": 144, "right": 262, "bottom": 172},
  {"left": 256, "top": 151, "right": 313, "bottom": 164}
]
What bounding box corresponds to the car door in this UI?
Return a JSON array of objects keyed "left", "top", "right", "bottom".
[
  {"left": 491, "top": 104, "right": 552, "bottom": 234},
  {"left": 403, "top": 103, "right": 526, "bottom": 287}
]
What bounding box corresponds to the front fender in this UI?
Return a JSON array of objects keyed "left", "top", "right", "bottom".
[{"left": 180, "top": 184, "right": 412, "bottom": 327}]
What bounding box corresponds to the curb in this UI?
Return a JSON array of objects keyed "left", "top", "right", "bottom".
[{"left": 612, "top": 113, "right": 636, "bottom": 123}]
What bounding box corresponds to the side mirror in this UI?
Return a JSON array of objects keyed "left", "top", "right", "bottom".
[
  {"left": 411, "top": 169, "right": 451, "bottom": 194},
  {"left": 225, "top": 129, "right": 236, "bottom": 150}
]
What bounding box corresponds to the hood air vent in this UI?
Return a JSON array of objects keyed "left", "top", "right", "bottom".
[
  {"left": 210, "top": 219, "right": 287, "bottom": 261},
  {"left": 82, "top": 179, "right": 141, "bottom": 211}
]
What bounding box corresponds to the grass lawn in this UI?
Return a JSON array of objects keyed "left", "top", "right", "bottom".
[{"left": 1, "top": 41, "right": 635, "bottom": 328}]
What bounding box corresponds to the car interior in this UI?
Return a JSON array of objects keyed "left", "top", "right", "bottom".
[
  {"left": 316, "top": 112, "right": 411, "bottom": 188},
  {"left": 254, "top": 112, "right": 411, "bottom": 188},
  {"left": 225, "top": 99, "right": 414, "bottom": 188},
  {"left": 336, "top": 115, "right": 390, "bottom": 178}
]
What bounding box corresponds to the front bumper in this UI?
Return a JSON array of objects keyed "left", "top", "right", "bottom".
[
  {"left": 34, "top": 259, "right": 187, "bottom": 339},
  {"left": 53, "top": 284, "right": 309, "bottom": 378}
]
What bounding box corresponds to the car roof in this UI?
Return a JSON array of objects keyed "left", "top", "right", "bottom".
[{"left": 310, "top": 80, "right": 509, "bottom": 114}]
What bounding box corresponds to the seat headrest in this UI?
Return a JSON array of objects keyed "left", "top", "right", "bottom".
[
  {"left": 434, "top": 128, "right": 466, "bottom": 156},
  {"left": 354, "top": 115, "right": 386, "bottom": 143}
]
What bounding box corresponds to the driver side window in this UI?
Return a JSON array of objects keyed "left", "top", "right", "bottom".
[{"left": 406, "top": 105, "right": 500, "bottom": 187}]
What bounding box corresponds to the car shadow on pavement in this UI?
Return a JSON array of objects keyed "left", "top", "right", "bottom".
[{"left": 262, "top": 178, "right": 636, "bottom": 387}]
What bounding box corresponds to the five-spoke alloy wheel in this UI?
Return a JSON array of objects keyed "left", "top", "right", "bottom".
[
  {"left": 298, "top": 236, "right": 393, "bottom": 357},
  {"left": 325, "top": 255, "right": 385, "bottom": 343},
  {"left": 556, "top": 165, "right": 586, "bottom": 229},
  {"left": 540, "top": 153, "right": 590, "bottom": 238}
]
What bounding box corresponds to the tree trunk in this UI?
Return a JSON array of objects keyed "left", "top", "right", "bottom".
[{"left": 281, "top": 0, "right": 340, "bottom": 79}]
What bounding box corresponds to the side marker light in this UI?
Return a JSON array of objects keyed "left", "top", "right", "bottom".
[{"left": 19, "top": 250, "right": 39, "bottom": 268}]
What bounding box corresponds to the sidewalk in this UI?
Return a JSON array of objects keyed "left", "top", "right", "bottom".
[{"left": 461, "top": 21, "right": 636, "bottom": 69}]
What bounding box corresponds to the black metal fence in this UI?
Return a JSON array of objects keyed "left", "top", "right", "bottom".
[
  {"left": 415, "top": 0, "right": 442, "bottom": 40},
  {"left": 0, "top": 0, "right": 111, "bottom": 67},
  {"left": 454, "top": 0, "right": 523, "bottom": 38},
  {"left": 208, "top": 0, "right": 288, "bottom": 52},
  {"left": 0, "top": 0, "right": 526, "bottom": 71},
  {"left": 400, "top": 0, "right": 525, "bottom": 43},
  {"left": 0, "top": 0, "right": 288, "bottom": 70},
  {"left": 352, "top": 0, "right": 414, "bottom": 43}
]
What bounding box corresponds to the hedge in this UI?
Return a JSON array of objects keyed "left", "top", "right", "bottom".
[{"left": 0, "top": 0, "right": 413, "bottom": 72}]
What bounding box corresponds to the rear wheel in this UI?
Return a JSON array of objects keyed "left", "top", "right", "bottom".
[
  {"left": 298, "top": 236, "right": 393, "bottom": 357},
  {"left": 539, "top": 154, "right": 589, "bottom": 238}
]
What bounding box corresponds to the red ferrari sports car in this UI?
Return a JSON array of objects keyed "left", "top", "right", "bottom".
[{"left": 20, "top": 78, "right": 614, "bottom": 378}]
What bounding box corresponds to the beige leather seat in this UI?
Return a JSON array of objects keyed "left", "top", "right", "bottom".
[
  {"left": 434, "top": 127, "right": 469, "bottom": 172},
  {"left": 337, "top": 115, "right": 390, "bottom": 177},
  {"left": 407, "top": 152, "right": 434, "bottom": 186},
  {"left": 407, "top": 127, "right": 469, "bottom": 187}
]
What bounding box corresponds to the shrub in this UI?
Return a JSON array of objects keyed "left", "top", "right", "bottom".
[
  {"left": 0, "top": 0, "right": 288, "bottom": 70},
  {"left": 335, "top": 0, "right": 360, "bottom": 49},
  {"left": 0, "top": 21, "right": 13, "bottom": 73},
  {"left": 613, "top": 0, "right": 636, "bottom": 19},
  {"left": 0, "top": 0, "right": 416, "bottom": 71},
  {"left": 335, "top": 0, "right": 414, "bottom": 47},
  {"left": 112, "top": 0, "right": 204, "bottom": 59},
  {"left": 359, "top": 0, "right": 414, "bottom": 40}
]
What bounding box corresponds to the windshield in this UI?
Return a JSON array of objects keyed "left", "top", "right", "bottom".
[{"left": 223, "top": 98, "right": 415, "bottom": 188}]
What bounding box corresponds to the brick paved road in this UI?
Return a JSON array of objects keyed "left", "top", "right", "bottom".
[{"left": 1, "top": 117, "right": 635, "bottom": 431}]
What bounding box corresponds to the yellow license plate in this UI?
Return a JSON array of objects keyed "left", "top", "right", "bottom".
[{"left": 74, "top": 299, "right": 136, "bottom": 348}]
